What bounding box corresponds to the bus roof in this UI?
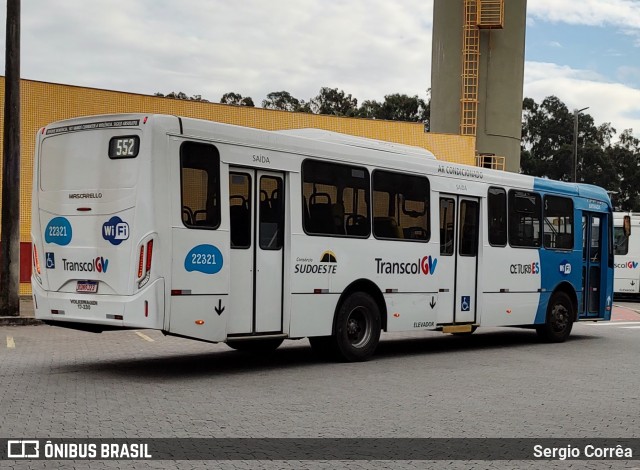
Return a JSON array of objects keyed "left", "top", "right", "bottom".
[
  {"left": 39, "top": 113, "right": 613, "bottom": 206},
  {"left": 274, "top": 128, "right": 437, "bottom": 159},
  {"left": 534, "top": 177, "right": 611, "bottom": 205}
]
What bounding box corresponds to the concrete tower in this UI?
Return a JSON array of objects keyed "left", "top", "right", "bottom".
[{"left": 430, "top": 0, "right": 527, "bottom": 172}]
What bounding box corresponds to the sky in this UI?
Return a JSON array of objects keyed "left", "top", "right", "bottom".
[{"left": 1, "top": 0, "right": 640, "bottom": 138}]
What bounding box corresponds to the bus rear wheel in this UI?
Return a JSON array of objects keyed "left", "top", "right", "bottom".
[
  {"left": 226, "top": 338, "right": 284, "bottom": 353},
  {"left": 331, "top": 292, "right": 381, "bottom": 362},
  {"left": 536, "top": 291, "right": 574, "bottom": 343}
]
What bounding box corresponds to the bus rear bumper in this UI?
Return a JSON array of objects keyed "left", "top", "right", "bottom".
[{"left": 32, "top": 278, "right": 165, "bottom": 331}]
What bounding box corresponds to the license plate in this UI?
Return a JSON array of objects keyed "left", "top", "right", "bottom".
[{"left": 76, "top": 280, "right": 98, "bottom": 294}]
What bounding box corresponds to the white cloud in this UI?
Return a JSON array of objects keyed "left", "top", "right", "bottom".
[
  {"left": 528, "top": 0, "right": 640, "bottom": 29},
  {"left": 1, "top": 1, "right": 638, "bottom": 140},
  {"left": 618, "top": 65, "right": 640, "bottom": 84},
  {"left": 5, "top": 0, "right": 434, "bottom": 104},
  {"left": 524, "top": 61, "right": 640, "bottom": 136},
  {"left": 529, "top": 0, "right": 640, "bottom": 50}
]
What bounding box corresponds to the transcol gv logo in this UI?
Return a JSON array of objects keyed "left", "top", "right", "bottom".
[
  {"left": 61, "top": 257, "right": 109, "bottom": 273},
  {"left": 615, "top": 261, "right": 639, "bottom": 269},
  {"left": 375, "top": 255, "right": 437, "bottom": 275}
]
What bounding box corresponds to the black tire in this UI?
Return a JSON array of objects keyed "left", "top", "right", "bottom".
[
  {"left": 536, "top": 291, "right": 574, "bottom": 343},
  {"left": 332, "top": 292, "right": 382, "bottom": 362},
  {"left": 226, "top": 338, "right": 284, "bottom": 353}
]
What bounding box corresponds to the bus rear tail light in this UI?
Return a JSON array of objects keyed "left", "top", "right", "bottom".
[
  {"left": 137, "top": 245, "right": 145, "bottom": 279},
  {"left": 137, "top": 239, "right": 154, "bottom": 289},
  {"left": 146, "top": 240, "right": 153, "bottom": 273},
  {"left": 33, "top": 244, "right": 41, "bottom": 275}
]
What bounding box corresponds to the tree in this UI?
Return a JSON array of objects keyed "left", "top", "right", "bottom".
[
  {"left": 521, "top": 95, "right": 640, "bottom": 211},
  {"left": 520, "top": 96, "right": 577, "bottom": 181},
  {"left": 262, "top": 91, "right": 302, "bottom": 112},
  {"left": 219, "top": 92, "right": 254, "bottom": 107},
  {"left": 358, "top": 99, "right": 382, "bottom": 119},
  {"left": 609, "top": 130, "right": 640, "bottom": 210},
  {"left": 358, "top": 92, "right": 430, "bottom": 124},
  {"left": 310, "top": 87, "right": 358, "bottom": 116},
  {"left": 154, "top": 91, "right": 210, "bottom": 102}
]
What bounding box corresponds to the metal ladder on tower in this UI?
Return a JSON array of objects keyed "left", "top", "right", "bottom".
[
  {"left": 460, "top": 0, "right": 480, "bottom": 137},
  {"left": 461, "top": 0, "right": 505, "bottom": 169}
]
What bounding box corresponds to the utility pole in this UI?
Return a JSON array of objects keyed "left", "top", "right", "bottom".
[
  {"left": 0, "top": 0, "right": 21, "bottom": 316},
  {"left": 572, "top": 106, "right": 589, "bottom": 183}
]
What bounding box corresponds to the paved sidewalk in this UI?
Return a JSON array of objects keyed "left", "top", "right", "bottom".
[
  {"left": 0, "top": 296, "right": 41, "bottom": 326},
  {"left": 611, "top": 302, "right": 640, "bottom": 321}
]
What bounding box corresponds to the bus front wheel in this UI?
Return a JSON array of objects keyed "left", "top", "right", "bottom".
[
  {"left": 536, "top": 291, "right": 574, "bottom": 343},
  {"left": 332, "top": 292, "right": 381, "bottom": 362}
]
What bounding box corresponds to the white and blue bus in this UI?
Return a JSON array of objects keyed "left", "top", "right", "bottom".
[
  {"left": 613, "top": 211, "right": 638, "bottom": 295},
  {"left": 31, "top": 114, "right": 614, "bottom": 361}
]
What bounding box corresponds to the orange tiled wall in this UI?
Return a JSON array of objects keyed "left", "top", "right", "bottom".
[{"left": 0, "top": 77, "right": 475, "bottom": 295}]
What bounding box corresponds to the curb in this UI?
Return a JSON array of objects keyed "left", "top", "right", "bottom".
[
  {"left": 0, "top": 298, "right": 41, "bottom": 326},
  {"left": 0, "top": 317, "right": 43, "bottom": 326}
]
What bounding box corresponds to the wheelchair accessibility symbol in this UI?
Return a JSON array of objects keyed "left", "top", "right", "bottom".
[
  {"left": 45, "top": 252, "right": 55, "bottom": 269},
  {"left": 461, "top": 296, "right": 471, "bottom": 312}
]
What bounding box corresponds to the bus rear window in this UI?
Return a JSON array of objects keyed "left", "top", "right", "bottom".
[{"left": 40, "top": 132, "right": 139, "bottom": 191}]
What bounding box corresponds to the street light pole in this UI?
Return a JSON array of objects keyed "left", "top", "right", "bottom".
[{"left": 573, "top": 106, "right": 589, "bottom": 183}]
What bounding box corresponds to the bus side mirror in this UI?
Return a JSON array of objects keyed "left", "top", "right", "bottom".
[{"left": 624, "top": 215, "right": 631, "bottom": 237}]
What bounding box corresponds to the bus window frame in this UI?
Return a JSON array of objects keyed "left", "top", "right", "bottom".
[
  {"left": 508, "top": 189, "right": 542, "bottom": 249},
  {"left": 542, "top": 194, "right": 574, "bottom": 251},
  {"left": 301, "top": 158, "right": 371, "bottom": 239},
  {"left": 371, "top": 169, "right": 430, "bottom": 243},
  {"left": 487, "top": 186, "right": 507, "bottom": 247},
  {"left": 179, "top": 141, "right": 221, "bottom": 231}
]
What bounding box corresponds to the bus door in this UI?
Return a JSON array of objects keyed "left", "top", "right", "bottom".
[
  {"left": 581, "top": 213, "right": 607, "bottom": 318},
  {"left": 170, "top": 141, "right": 229, "bottom": 342},
  {"left": 228, "top": 167, "right": 285, "bottom": 335},
  {"left": 438, "top": 195, "right": 480, "bottom": 324}
]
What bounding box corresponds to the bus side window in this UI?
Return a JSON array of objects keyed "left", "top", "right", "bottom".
[
  {"left": 229, "top": 173, "right": 252, "bottom": 249},
  {"left": 487, "top": 187, "right": 507, "bottom": 246},
  {"left": 543, "top": 195, "right": 573, "bottom": 250},
  {"left": 302, "top": 159, "right": 370, "bottom": 237},
  {"left": 372, "top": 170, "right": 429, "bottom": 242},
  {"left": 180, "top": 142, "right": 221, "bottom": 230},
  {"left": 508, "top": 190, "right": 542, "bottom": 248},
  {"left": 614, "top": 226, "right": 629, "bottom": 255},
  {"left": 439, "top": 198, "right": 455, "bottom": 255},
  {"left": 259, "top": 176, "right": 284, "bottom": 250}
]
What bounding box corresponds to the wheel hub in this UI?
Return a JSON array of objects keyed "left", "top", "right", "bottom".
[
  {"left": 346, "top": 307, "right": 371, "bottom": 348},
  {"left": 551, "top": 304, "right": 568, "bottom": 332}
]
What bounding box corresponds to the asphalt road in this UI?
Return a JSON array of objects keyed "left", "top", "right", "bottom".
[{"left": 1, "top": 303, "right": 640, "bottom": 469}]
